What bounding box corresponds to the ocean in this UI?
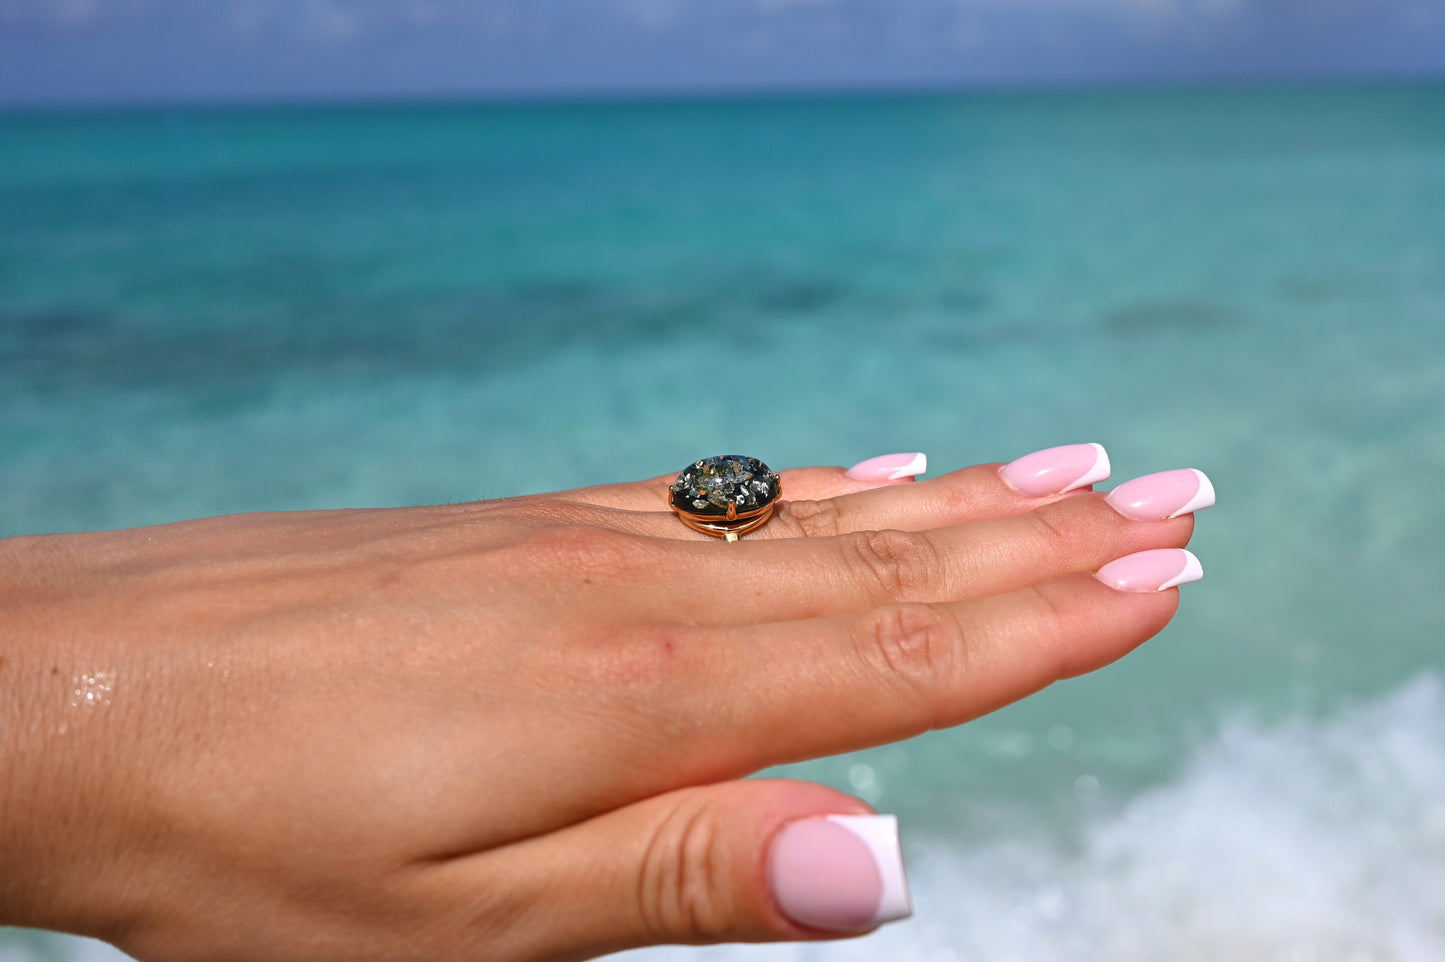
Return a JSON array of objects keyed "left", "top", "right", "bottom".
[{"left": 2, "top": 82, "right": 1443, "bottom": 960}]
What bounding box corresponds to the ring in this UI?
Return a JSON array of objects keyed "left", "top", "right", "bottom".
[{"left": 669, "top": 455, "right": 782, "bottom": 542}]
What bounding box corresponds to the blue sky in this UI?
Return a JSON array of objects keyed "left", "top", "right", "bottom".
[{"left": 2, "top": 0, "right": 1443, "bottom": 105}]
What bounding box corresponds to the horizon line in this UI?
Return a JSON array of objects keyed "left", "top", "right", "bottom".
[{"left": 2, "top": 68, "right": 1443, "bottom": 116}]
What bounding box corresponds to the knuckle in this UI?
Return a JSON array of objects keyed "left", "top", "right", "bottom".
[
  {"left": 772, "top": 498, "right": 844, "bottom": 539},
  {"left": 507, "top": 496, "right": 604, "bottom": 525},
  {"left": 1028, "top": 499, "right": 1086, "bottom": 552},
  {"left": 582, "top": 622, "right": 695, "bottom": 697},
  {"left": 857, "top": 602, "right": 962, "bottom": 718},
  {"left": 1021, "top": 582, "right": 1075, "bottom": 682},
  {"left": 637, "top": 796, "right": 733, "bottom": 941},
  {"left": 561, "top": 624, "right": 712, "bottom": 746},
  {"left": 843, "top": 528, "right": 940, "bottom": 601},
  {"left": 517, "top": 521, "right": 660, "bottom": 580}
]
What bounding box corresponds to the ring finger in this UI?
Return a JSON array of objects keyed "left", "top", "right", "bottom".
[
  {"left": 543, "top": 489, "right": 1197, "bottom": 626},
  {"left": 577, "top": 443, "right": 1116, "bottom": 544}
]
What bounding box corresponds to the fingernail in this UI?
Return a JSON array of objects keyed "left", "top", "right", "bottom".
[
  {"left": 845, "top": 452, "right": 928, "bottom": 482},
  {"left": 1096, "top": 548, "right": 1204, "bottom": 592},
  {"left": 1105, "top": 468, "right": 1216, "bottom": 521},
  {"left": 768, "top": 814, "right": 912, "bottom": 932},
  {"left": 999, "top": 443, "right": 1111, "bottom": 497}
]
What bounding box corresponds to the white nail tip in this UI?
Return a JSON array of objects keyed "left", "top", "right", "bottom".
[
  {"left": 1159, "top": 549, "right": 1205, "bottom": 590},
  {"left": 826, "top": 814, "right": 913, "bottom": 925},
  {"left": 1168, "top": 469, "right": 1217, "bottom": 519},
  {"left": 1064, "top": 442, "right": 1112, "bottom": 492},
  {"left": 888, "top": 453, "right": 928, "bottom": 480}
]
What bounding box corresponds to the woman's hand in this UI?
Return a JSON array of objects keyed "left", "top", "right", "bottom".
[{"left": 0, "top": 445, "right": 1211, "bottom": 962}]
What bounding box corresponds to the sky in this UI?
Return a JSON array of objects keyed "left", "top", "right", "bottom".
[{"left": 1, "top": 0, "right": 1444, "bottom": 106}]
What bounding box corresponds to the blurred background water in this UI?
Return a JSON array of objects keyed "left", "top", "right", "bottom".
[{"left": 2, "top": 82, "right": 1444, "bottom": 960}]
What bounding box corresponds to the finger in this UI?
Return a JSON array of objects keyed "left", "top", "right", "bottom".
[
  {"left": 755, "top": 443, "right": 1117, "bottom": 541},
  {"left": 552, "top": 454, "right": 929, "bottom": 513},
  {"left": 583, "top": 555, "right": 1194, "bottom": 781},
  {"left": 424, "top": 779, "right": 907, "bottom": 961},
  {"left": 597, "top": 444, "right": 1130, "bottom": 544},
  {"left": 714, "top": 557, "right": 1193, "bottom": 766},
  {"left": 570, "top": 460, "right": 1077, "bottom": 543},
  {"left": 544, "top": 491, "right": 1195, "bottom": 626}
]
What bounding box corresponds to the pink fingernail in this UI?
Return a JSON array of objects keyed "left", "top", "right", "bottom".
[
  {"left": 1096, "top": 548, "right": 1203, "bottom": 592},
  {"left": 999, "top": 443, "right": 1111, "bottom": 497},
  {"left": 768, "top": 815, "right": 912, "bottom": 932},
  {"left": 845, "top": 452, "right": 928, "bottom": 482},
  {"left": 1105, "top": 469, "right": 1216, "bottom": 521}
]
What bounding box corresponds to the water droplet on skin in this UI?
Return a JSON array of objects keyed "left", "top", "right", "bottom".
[{"left": 68, "top": 671, "right": 115, "bottom": 711}]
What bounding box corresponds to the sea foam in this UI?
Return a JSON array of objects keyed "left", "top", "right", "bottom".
[{"left": 620, "top": 674, "right": 1445, "bottom": 962}]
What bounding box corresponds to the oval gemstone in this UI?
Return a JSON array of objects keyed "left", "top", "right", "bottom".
[{"left": 669, "top": 455, "right": 781, "bottom": 517}]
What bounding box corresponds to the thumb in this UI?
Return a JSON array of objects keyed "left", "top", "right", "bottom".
[{"left": 481, "top": 779, "right": 914, "bottom": 960}]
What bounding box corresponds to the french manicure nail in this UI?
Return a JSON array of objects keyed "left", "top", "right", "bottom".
[
  {"left": 768, "top": 814, "right": 912, "bottom": 932},
  {"left": 846, "top": 452, "right": 928, "bottom": 482},
  {"left": 999, "top": 443, "right": 1111, "bottom": 497},
  {"left": 1096, "top": 548, "right": 1204, "bottom": 592},
  {"left": 1105, "top": 468, "right": 1216, "bottom": 521}
]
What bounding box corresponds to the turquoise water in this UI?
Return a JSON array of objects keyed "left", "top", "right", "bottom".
[{"left": 3, "top": 83, "right": 1444, "bottom": 959}]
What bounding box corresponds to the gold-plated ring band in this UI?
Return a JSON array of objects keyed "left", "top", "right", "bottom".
[{"left": 673, "top": 503, "right": 779, "bottom": 542}]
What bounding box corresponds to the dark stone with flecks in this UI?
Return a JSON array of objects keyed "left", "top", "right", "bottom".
[{"left": 669, "top": 455, "right": 780, "bottom": 517}]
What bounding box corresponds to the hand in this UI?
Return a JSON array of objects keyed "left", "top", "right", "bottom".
[{"left": 0, "top": 445, "right": 1211, "bottom": 962}]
